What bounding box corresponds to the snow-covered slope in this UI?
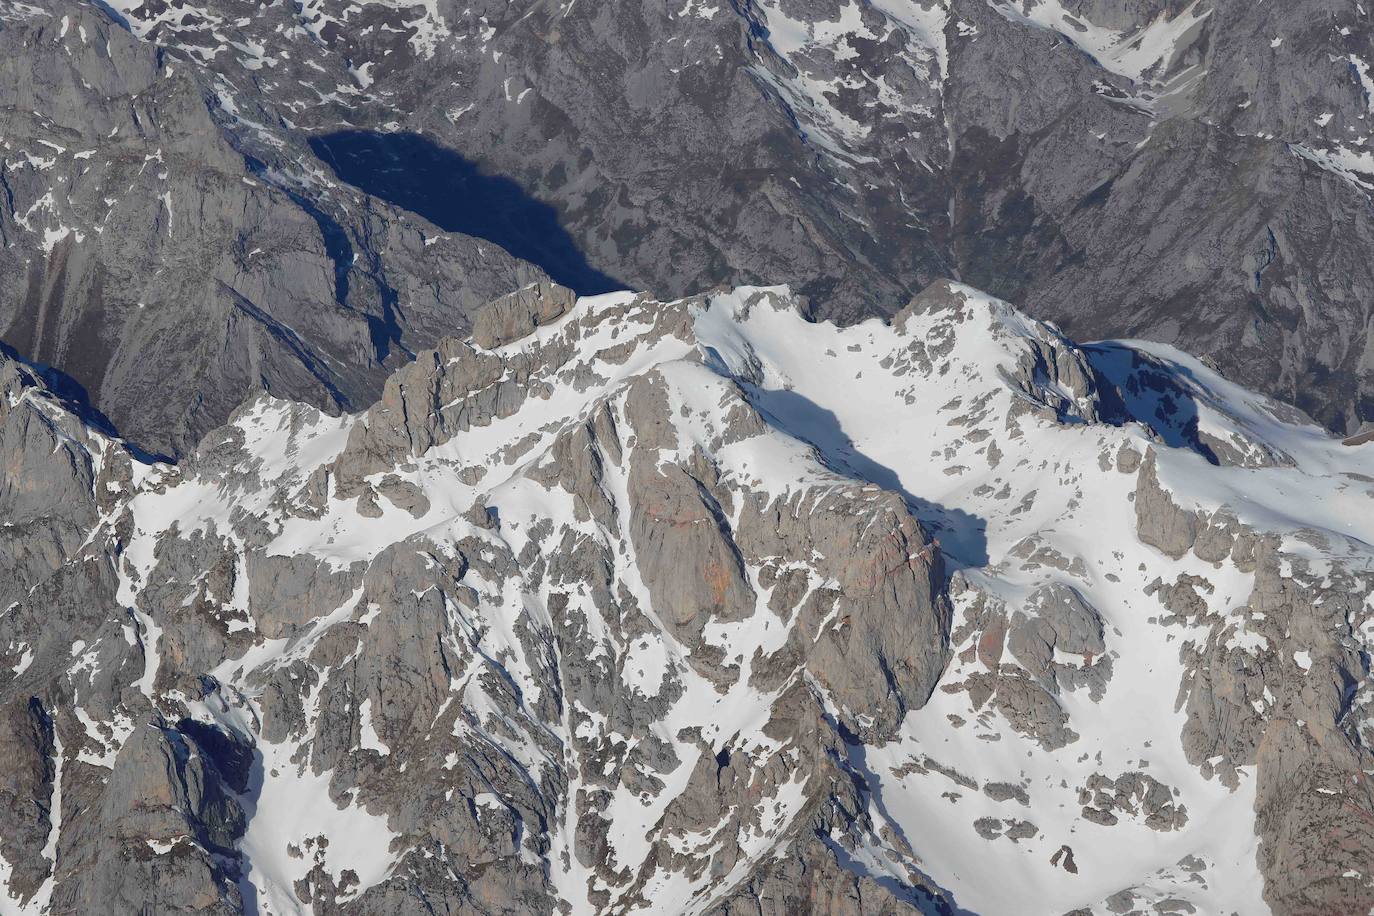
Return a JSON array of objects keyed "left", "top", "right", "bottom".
[{"left": 0, "top": 280, "right": 1371, "bottom": 915}]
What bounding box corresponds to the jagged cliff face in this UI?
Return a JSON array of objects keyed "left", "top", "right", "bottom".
[
  {"left": 4, "top": 0, "right": 1374, "bottom": 913},
  {"left": 0, "top": 2, "right": 548, "bottom": 457},
  {"left": 6, "top": 0, "right": 1374, "bottom": 450},
  {"left": 1, "top": 282, "right": 1371, "bottom": 915}
]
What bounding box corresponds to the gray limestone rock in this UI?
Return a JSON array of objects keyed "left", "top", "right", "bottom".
[
  {"left": 0, "top": 2, "right": 544, "bottom": 458},
  {"left": 471, "top": 282, "right": 579, "bottom": 350},
  {"left": 2, "top": 183, "right": 1372, "bottom": 916},
  {"left": 1078, "top": 772, "right": 1188, "bottom": 832},
  {"left": 1133, "top": 450, "right": 1199, "bottom": 559},
  {"left": 51, "top": 719, "right": 248, "bottom": 915},
  {"left": 991, "top": 673, "right": 1079, "bottom": 750},
  {"left": 6, "top": 0, "right": 1374, "bottom": 448},
  {"left": 0, "top": 698, "right": 55, "bottom": 904}
]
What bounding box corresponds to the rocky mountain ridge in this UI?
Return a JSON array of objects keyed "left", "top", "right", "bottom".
[
  {"left": 0, "top": 0, "right": 548, "bottom": 456},
  {"left": 1, "top": 279, "right": 1371, "bottom": 915},
  {"left": 6, "top": 0, "right": 1374, "bottom": 449}
]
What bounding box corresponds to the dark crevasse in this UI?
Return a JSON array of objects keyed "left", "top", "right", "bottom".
[{"left": 308, "top": 131, "right": 625, "bottom": 297}]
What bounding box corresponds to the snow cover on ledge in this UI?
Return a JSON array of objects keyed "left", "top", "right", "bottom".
[{"left": 3, "top": 280, "right": 1372, "bottom": 915}]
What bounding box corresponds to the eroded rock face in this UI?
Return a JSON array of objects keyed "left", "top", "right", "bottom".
[
  {"left": 1134, "top": 451, "right": 1200, "bottom": 559},
  {"left": 0, "top": 283, "right": 964, "bottom": 913},
  {"left": 56, "top": 720, "right": 249, "bottom": 915},
  {"left": 1135, "top": 465, "right": 1374, "bottom": 916},
  {"left": 0, "top": 2, "right": 544, "bottom": 458},
  {"left": 4, "top": 0, "right": 1374, "bottom": 458},
  {"left": 1, "top": 280, "right": 1372, "bottom": 914},
  {"left": 0, "top": 698, "right": 55, "bottom": 903},
  {"left": 472, "top": 282, "right": 579, "bottom": 350},
  {"left": 1078, "top": 771, "right": 1188, "bottom": 832}
]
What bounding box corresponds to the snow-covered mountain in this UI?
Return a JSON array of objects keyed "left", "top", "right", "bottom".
[
  {"left": 7, "top": 0, "right": 1374, "bottom": 456},
  {"left": 2, "top": 279, "right": 1370, "bottom": 915}
]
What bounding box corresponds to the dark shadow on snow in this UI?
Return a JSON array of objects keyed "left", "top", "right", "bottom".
[
  {"left": 1084, "top": 342, "right": 1220, "bottom": 465},
  {"left": 232, "top": 742, "right": 267, "bottom": 913},
  {"left": 817, "top": 704, "right": 979, "bottom": 915},
  {"left": 0, "top": 339, "right": 171, "bottom": 463},
  {"left": 727, "top": 375, "right": 990, "bottom": 571},
  {"left": 308, "top": 131, "right": 625, "bottom": 297}
]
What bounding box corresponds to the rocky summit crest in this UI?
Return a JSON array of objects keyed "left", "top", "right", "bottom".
[{"left": 1, "top": 280, "right": 1371, "bottom": 914}]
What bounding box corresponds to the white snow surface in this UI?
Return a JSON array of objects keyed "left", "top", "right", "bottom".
[
  {"left": 992, "top": 0, "right": 1209, "bottom": 84},
  {"left": 748, "top": 0, "right": 947, "bottom": 164},
  {"left": 31, "top": 281, "right": 1374, "bottom": 914}
]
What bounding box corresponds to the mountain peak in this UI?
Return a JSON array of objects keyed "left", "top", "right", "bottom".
[{"left": 3, "top": 277, "right": 1370, "bottom": 912}]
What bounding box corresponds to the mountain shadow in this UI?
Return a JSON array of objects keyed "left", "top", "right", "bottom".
[
  {"left": 734, "top": 378, "right": 990, "bottom": 571},
  {"left": 309, "top": 131, "right": 624, "bottom": 297},
  {"left": 1085, "top": 343, "right": 1220, "bottom": 466}
]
